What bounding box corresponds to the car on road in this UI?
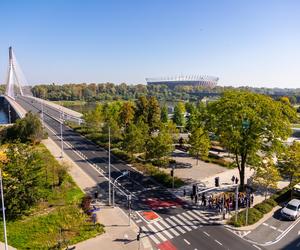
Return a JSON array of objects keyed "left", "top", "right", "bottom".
[{"left": 281, "top": 199, "right": 300, "bottom": 220}]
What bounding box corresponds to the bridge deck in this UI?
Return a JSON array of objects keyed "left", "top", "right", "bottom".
[{"left": 3, "top": 95, "right": 27, "bottom": 118}]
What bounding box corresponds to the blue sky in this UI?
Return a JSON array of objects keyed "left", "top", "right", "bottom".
[{"left": 0, "top": 0, "right": 299, "bottom": 87}]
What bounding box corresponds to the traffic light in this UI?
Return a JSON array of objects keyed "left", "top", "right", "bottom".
[
  {"left": 215, "top": 177, "right": 219, "bottom": 187},
  {"left": 170, "top": 169, "right": 174, "bottom": 177}
]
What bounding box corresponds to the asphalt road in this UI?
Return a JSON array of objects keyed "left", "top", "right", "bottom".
[{"left": 16, "top": 95, "right": 259, "bottom": 250}]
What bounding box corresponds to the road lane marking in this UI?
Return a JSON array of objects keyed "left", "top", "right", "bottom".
[
  {"left": 159, "top": 219, "right": 180, "bottom": 236},
  {"left": 166, "top": 217, "right": 186, "bottom": 234},
  {"left": 141, "top": 226, "right": 160, "bottom": 244},
  {"left": 214, "top": 240, "right": 222, "bottom": 245},
  {"left": 153, "top": 221, "right": 173, "bottom": 239},
  {"left": 171, "top": 216, "right": 192, "bottom": 231},
  {"left": 270, "top": 226, "right": 277, "bottom": 230},
  {"left": 177, "top": 214, "right": 197, "bottom": 229},
  {"left": 262, "top": 223, "right": 268, "bottom": 226},
  {"left": 203, "top": 231, "right": 210, "bottom": 237},
  {"left": 184, "top": 239, "right": 190, "bottom": 245},
  {"left": 252, "top": 245, "right": 261, "bottom": 250},
  {"left": 147, "top": 223, "right": 167, "bottom": 242},
  {"left": 187, "top": 210, "right": 207, "bottom": 224}
]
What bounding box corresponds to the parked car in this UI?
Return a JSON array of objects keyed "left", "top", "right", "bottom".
[{"left": 281, "top": 199, "right": 300, "bottom": 220}]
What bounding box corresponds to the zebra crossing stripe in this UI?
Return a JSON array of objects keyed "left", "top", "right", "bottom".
[
  {"left": 141, "top": 226, "right": 160, "bottom": 245},
  {"left": 177, "top": 214, "right": 197, "bottom": 229},
  {"left": 166, "top": 217, "right": 186, "bottom": 234},
  {"left": 159, "top": 219, "right": 180, "bottom": 237},
  {"left": 180, "top": 212, "right": 199, "bottom": 227},
  {"left": 152, "top": 221, "right": 174, "bottom": 239},
  {"left": 147, "top": 223, "right": 167, "bottom": 242},
  {"left": 193, "top": 210, "right": 211, "bottom": 223},
  {"left": 171, "top": 216, "right": 192, "bottom": 231},
  {"left": 187, "top": 210, "right": 208, "bottom": 224}
]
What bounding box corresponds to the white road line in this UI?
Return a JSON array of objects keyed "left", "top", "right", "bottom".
[
  {"left": 181, "top": 212, "right": 197, "bottom": 223},
  {"left": 193, "top": 210, "right": 210, "bottom": 223},
  {"left": 298, "top": 230, "right": 300, "bottom": 235},
  {"left": 171, "top": 215, "right": 192, "bottom": 231},
  {"left": 147, "top": 224, "right": 167, "bottom": 242},
  {"left": 159, "top": 219, "right": 180, "bottom": 236},
  {"left": 277, "top": 229, "right": 283, "bottom": 233},
  {"left": 136, "top": 219, "right": 142, "bottom": 223},
  {"left": 177, "top": 214, "right": 197, "bottom": 229},
  {"left": 270, "top": 226, "right": 277, "bottom": 230},
  {"left": 262, "top": 223, "right": 268, "bottom": 226},
  {"left": 141, "top": 226, "right": 160, "bottom": 245},
  {"left": 166, "top": 217, "right": 186, "bottom": 234},
  {"left": 187, "top": 210, "right": 207, "bottom": 224},
  {"left": 184, "top": 239, "right": 191, "bottom": 245},
  {"left": 214, "top": 240, "right": 222, "bottom": 245},
  {"left": 153, "top": 221, "right": 173, "bottom": 239},
  {"left": 252, "top": 244, "right": 261, "bottom": 250},
  {"left": 203, "top": 231, "right": 210, "bottom": 237}
]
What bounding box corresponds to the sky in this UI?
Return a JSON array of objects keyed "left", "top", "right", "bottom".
[{"left": 0, "top": 0, "right": 299, "bottom": 88}]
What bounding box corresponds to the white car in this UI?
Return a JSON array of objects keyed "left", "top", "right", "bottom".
[{"left": 281, "top": 199, "right": 300, "bottom": 220}]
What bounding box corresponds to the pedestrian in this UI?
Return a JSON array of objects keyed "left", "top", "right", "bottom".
[
  {"left": 231, "top": 175, "right": 236, "bottom": 184},
  {"left": 191, "top": 193, "right": 194, "bottom": 201},
  {"left": 235, "top": 177, "right": 239, "bottom": 184},
  {"left": 251, "top": 194, "right": 254, "bottom": 205},
  {"left": 183, "top": 188, "right": 186, "bottom": 197},
  {"left": 195, "top": 195, "right": 198, "bottom": 204},
  {"left": 94, "top": 190, "right": 98, "bottom": 199}
]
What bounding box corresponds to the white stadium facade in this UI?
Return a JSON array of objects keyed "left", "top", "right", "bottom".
[{"left": 146, "top": 75, "right": 218, "bottom": 88}]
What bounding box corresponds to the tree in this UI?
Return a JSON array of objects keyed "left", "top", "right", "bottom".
[
  {"left": 122, "top": 121, "right": 149, "bottom": 157},
  {"left": 189, "top": 127, "right": 210, "bottom": 165},
  {"left": 161, "top": 105, "right": 169, "bottom": 123},
  {"left": 6, "top": 112, "right": 44, "bottom": 144},
  {"left": 135, "top": 96, "right": 149, "bottom": 123},
  {"left": 209, "top": 90, "right": 296, "bottom": 190},
  {"left": 172, "top": 101, "right": 185, "bottom": 127},
  {"left": 146, "top": 126, "right": 174, "bottom": 160},
  {"left": 279, "top": 141, "right": 300, "bottom": 187},
  {"left": 2, "top": 143, "right": 45, "bottom": 219},
  {"left": 119, "top": 101, "right": 135, "bottom": 128},
  {"left": 83, "top": 103, "right": 103, "bottom": 132},
  {"left": 147, "top": 96, "right": 161, "bottom": 131},
  {"left": 253, "top": 158, "right": 281, "bottom": 199}
]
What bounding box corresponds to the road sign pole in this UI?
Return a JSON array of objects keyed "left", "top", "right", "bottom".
[{"left": 0, "top": 169, "right": 8, "bottom": 250}]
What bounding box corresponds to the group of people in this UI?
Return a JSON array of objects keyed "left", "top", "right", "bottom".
[{"left": 186, "top": 191, "right": 254, "bottom": 214}]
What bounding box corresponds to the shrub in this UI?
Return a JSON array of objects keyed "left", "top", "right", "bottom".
[
  {"left": 254, "top": 202, "right": 273, "bottom": 214},
  {"left": 264, "top": 198, "right": 278, "bottom": 207},
  {"left": 229, "top": 208, "right": 263, "bottom": 227},
  {"left": 112, "top": 148, "right": 131, "bottom": 162}
]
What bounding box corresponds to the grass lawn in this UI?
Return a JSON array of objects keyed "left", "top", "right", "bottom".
[{"left": 0, "top": 144, "right": 104, "bottom": 249}]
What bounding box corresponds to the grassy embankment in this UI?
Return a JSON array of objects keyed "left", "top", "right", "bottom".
[{"left": 0, "top": 144, "right": 104, "bottom": 249}]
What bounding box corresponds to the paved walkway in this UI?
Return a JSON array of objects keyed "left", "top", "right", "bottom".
[{"left": 42, "top": 138, "right": 153, "bottom": 250}]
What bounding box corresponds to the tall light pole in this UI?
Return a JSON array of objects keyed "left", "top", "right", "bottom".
[
  {"left": 41, "top": 100, "right": 44, "bottom": 128},
  {"left": 0, "top": 169, "right": 8, "bottom": 250},
  {"left": 8, "top": 104, "right": 11, "bottom": 124},
  {"left": 108, "top": 126, "right": 111, "bottom": 206},
  {"left": 60, "top": 111, "right": 64, "bottom": 158}
]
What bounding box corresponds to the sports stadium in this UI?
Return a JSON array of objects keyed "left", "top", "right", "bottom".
[{"left": 146, "top": 75, "right": 218, "bottom": 88}]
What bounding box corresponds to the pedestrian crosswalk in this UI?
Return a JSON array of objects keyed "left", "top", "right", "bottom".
[{"left": 141, "top": 209, "right": 221, "bottom": 245}]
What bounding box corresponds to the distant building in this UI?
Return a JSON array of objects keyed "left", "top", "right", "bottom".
[{"left": 146, "top": 75, "right": 218, "bottom": 88}]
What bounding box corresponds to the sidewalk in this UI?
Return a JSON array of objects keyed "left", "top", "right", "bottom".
[{"left": 42, "top": 138, "right": 153, "bottom": 250}]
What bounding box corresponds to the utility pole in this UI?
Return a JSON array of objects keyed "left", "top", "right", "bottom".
[
  {"left": 108, "top": 126, "right": 111, "bottom": 206},
  {"left": 235, "top": 184, "right": 239, "bottom": 223},
  {"left": 60, "top": 111, "right": 64, "bottom": 158},
  {"left": 0, "top": 169, "right": 8, "bottom": 250},
  {"left": 8, "top": 104, "right": 11, "bottom": 124},
  {"left": 41, "top": 100, "right": 44, "bottom": 128}
]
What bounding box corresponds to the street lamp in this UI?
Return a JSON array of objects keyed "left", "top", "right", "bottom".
[
  {"left": 0, "top": 169, "right": 8, "bottom": 250},
  {"left": 8, "top": 104, "right": 11, "bottom": 124},
  {"left": 60, "top": 110, "right": 64, "bottom": 158},
  {"left": 41, "top": 99, "right": 44, "bottom": 128},
  {"left": 108, "top": 126, "right": 111, "bottom": 206},
  {"left": 112, "top": 171, "right": 129, "bottom": 207}
]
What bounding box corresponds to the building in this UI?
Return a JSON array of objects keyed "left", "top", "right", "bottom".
[{"left": 146, "top": 75, "right": 218, "bottom": 88}]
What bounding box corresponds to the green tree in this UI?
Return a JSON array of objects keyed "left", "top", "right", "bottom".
[
  {"left": 119, "top": 101, "right": 135, "bottom": 128},
  {"left": 6, "top": 112, "right": 44, "bottom": 144},
  {"left": 83, "top": 103, "right": 103, "bottom": 132},
  {"left": 172, "top": 101, "right": 186, "bottom": 127},
  {"left": 122, "top": 121, "right": 149, "bottom": 156},
  {"left": 279, "top": 141, "right": 300, "bottom": 187},
  {"left": 161, "top": 104, "right": 169, "bottom": 123},
  {"left": 2, "top": 143, "right": 45, "bottom": 219},
  {"left": 189, "top": 127, "right": 210, "bottom": 165},
  {"left": 146, "top": 126, "right": 174, "bottom": 160},
  {"left": 253, "top": 158, "right": 281, "bottom": 199},
  {"left": 209, "top": 90, "right": 296, "bottom": 190},
  {"left": 147, "top": 96, "right": 161, "bottom": 131},
  {"left": 135, "top": 96, "right": 149, "bottom": 123}
]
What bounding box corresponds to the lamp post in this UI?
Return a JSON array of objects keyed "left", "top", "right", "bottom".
[
  {"left": 108, "top": 126, "right": 111, "bottom": 206},
  {"left": 8, "top": 104, "right": 11, "bottom": 124},
  {"left": 41, "top": 100, "right": 44, "bottom": 128},
  {"left": 112, "top": 171, "right": 129, "bottom": 207},
  {"left": 60, "top": 111, "right": 64, "bottom": 158},
  {"left": 0, "top": 169, "right": 8, "bottom": 250}
]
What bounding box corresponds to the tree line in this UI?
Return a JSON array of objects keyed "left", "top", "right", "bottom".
[{"left": 75, "top": 90, "right": 299, "bottom": 191}]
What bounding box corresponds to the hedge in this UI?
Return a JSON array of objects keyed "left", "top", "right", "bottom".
[{"left": 229, "top": 208, "right": 263, "bottom": 227}]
